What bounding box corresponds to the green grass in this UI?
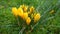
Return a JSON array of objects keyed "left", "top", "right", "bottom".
[{"left": 0, "top": 0, "right": 60, "bottom": 34}]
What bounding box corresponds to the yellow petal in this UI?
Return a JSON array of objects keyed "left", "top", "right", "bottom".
[
  {"left": 23, "top": 12, "right": 28, "bottom": 20},
  {"left": 12, "top": 7, "right": 18, "bottom": 16},
  {"left": 30, "top": 6, "right": 34, "bottom": 13},
  {"left": 18, "top": 8, "right": 23, "bottom": 18},
  {"left": 20, "top": 4, "right": 28, "bottom": 12},
  {"left": 26, "top": 17, "right": 31, "bottom": 25},
  {"left": 34, "top": 13, "right": 41, "bottom": 22},
  {"left": 20, "top": 4, "right": 25, "bottom": 8},
  {"left": 23, "top": 6, "right": 28, "bottom": 12},
  {"left": 50, "top": 10, "right": 54, "bottom": 14}
]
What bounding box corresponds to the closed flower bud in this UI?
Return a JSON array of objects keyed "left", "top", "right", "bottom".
[
  {"left": 18, "top": 8, "right": 23, "bottom": 18},
  {"left": 30, "top": 6, "right": 34, "bottom": 13},
  {"left": 23, "top": 6, "right": 28, "bottom": 12},
  {"left": 26, "top": 17, "right": 31, "bottom": 25},
  {"left": 20, "top": 4, "right": 28, "bottom": 12},
  {"left": 20, "top": 4, "right": 25, "bottom": 8},
  {"left": 12, "top": 7, "right": 18, "bottom": 16},
  {"left": 34, "top": 13, "right": 41, "bottom": 23},
  {"left": 23, "top": 12, "right": 28, "bottom": 20},
  {"left": 50, "top": 10, "right": 55, "bottom": 14}
]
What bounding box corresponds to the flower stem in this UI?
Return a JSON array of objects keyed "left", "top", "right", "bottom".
[{"left": 19, "top": 27, "right": 26, "bottom": 34}]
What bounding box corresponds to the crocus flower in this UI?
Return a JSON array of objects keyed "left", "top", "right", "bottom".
[
  {"left": 26, "top": 17, "right": 31, "bottom": 25},
  {"left": 23, "top": 12, "right": 28, "bottom": 20},
  {"left": 34, "top": 13, "right": 41, "bottom": 23},
  {"left": 12, "top": 7, "right": 18, "bottom": 16},
  {"left": 18, "top": 7, "right": 23, "bottom": 18},
  {"left": 50, "top": 10, "right": 55, "bottom": 14},
  {"left": 29, "top": 6, "right": 34, "bottom": 14}
]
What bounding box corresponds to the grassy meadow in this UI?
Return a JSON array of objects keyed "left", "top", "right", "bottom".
[{"left": 0, "top": 0, "right": 60, "bottom": 34}]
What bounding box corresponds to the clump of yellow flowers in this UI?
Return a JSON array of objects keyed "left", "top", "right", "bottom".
[{"left": 12, "top": 4, "right": 41, "bottom": 25}]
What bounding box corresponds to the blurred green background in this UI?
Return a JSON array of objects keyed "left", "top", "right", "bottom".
[{"left": 0, "top": 0, "right": 60, "bottom": 34}]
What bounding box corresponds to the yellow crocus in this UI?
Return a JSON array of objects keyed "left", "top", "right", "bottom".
[
  {"left": 20, "top": 4, "right": 25, "bottom": 8},
  {"left": 20, "top": 4, "right": 28, "bottom": 12},
  {"left": 12, "top": 7, "right": 18, "bottom": 16},
  {"left": 34, "top": 13, "right": 41, "bottom": 23},
  {"left": 50, "top": 10, "right": 54, "bottom": 14},
  {"left": 23, "top": 12, "right": 28, "bottom": 20},
  {"left": 18, "top": 7, "right": 23, "bottom": 18},
  {"left": 29, "top": 6, "right": 34, "bottom": 14},
  {"left": 23, "top": 6, "right": 28, "bottom": 12},
  {"left": 26, "top": 17, "right": 31, "bottom": 25}
]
